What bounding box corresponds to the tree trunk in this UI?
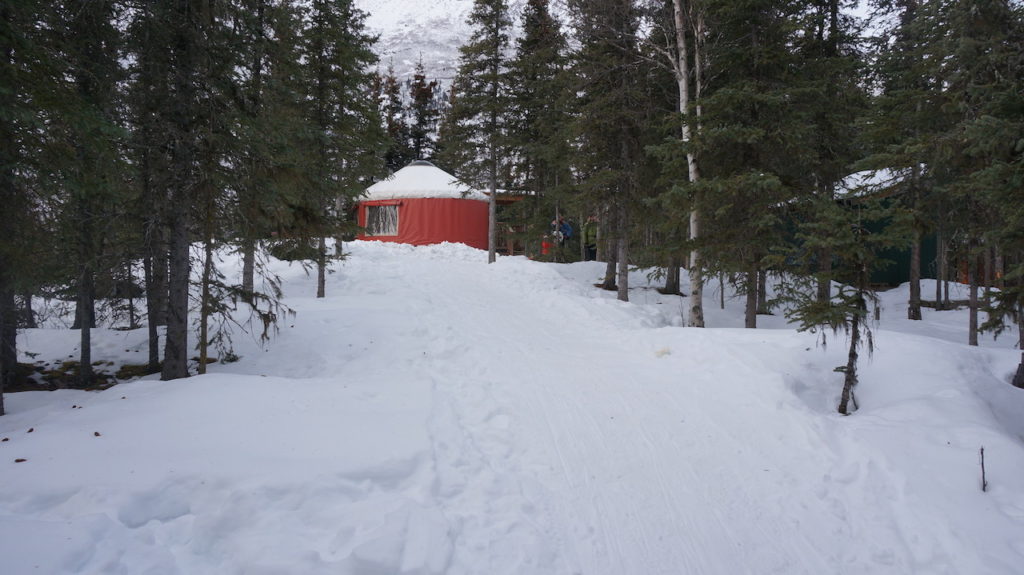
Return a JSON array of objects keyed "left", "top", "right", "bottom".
[
  {"left": 943, "top": 269, "right": 950, "bottom": 309},
  {"left": 757, "top": 268, "right": 769, "bottom": 315},
  {"left": 602, "top": 258, "right": 617, "bottom": 290},
  {"left": 20, "top": 292, "right": 35, "bottom": 328},
  {"left": 141, "top": 177, "right": 169, "bottom": 374},
  {"left": 78, "top": 266, "right": 95, "bottom": 388},
  {"left": 720, "top": 272, "right": 726, "bottom": 310},
  {"left": 664, "top": 256, "right": 681, "bottom": 295},
  {"left": 487, "top": 29, "right": 499, "bottom": 265},
  {"left": 579, "top": 211, "right": 587, "bottom": 262},
  {"left": 0, "top": 285, "right": 16, "bottom": 415},
  {"left": 162, "top": 208, "right": 191, "bottom": 380},
  {"left": 838, "top": 291, "right": 864, "bottom": 415},
  {"left": 838, "top": 260, "right": 871, "bottom": 415},
  {"left": 817, "top": 246, "right": 832, "bottom": 303},
  {"left": 316, "top": 236, "right": 327, "bottom": 298},
  {"left": 744, "top": 266, "right": 757, "bottom": 328},
  {"left": 0, "top": 1, "right": 21, "bottom": 412},
  {"left": 198, "top": 207, "right": 215, "bottom": 375},
  {"left": 75, "top": 179, "right": 96, "bottom": 387},
  {"left": 616, "top": 239, "right": 629, "bottom": 302},
  {"left": 983, "top": 245, "right": 993, "bottom": 308},
  {"left": 151, "top": 234, "right": 168, "bottom": 326},
  {"left": 335, "top": 198, "right": 347, "bottom": 256},
  {"left": 72, "top": 285, "right": 96, "bottom": 330},
  {"left": 934, "top": 229, "right": 944, "bottom": 310},
  {"left": 994, "top": 248, "right": 1004, "bottom": 289},
  {"left": 125, "top": 261, "right": 138, "bottom": 330},
  {"left": 673, "top": 0, "right": 705, "bottom": 328},
  {"left": 144, "top": 255, "right": 161, "bottom": 372},
  {"left": 908, "top": 231, "right": 922, "bottom": 320},
  {"left": 242, "top": 238, "right": 255, "bottom": 294},
  {"left": 1018, "top": 300, "right": 1023, "bottom": 351},
  {"left": 161, "top": 0, "right": 197, "bottom": 382},
  {"left": 137, "top": 31, "right": 167, "bottom": 343},
  {"left": 690, "top": 10, "right": 707, "bottom": 329},
  {"left": 968, "top": 247, "right": 979, "bottom": 347},
  {"left": 601, "top": 210, "right": 617, "bottom": 290},
  {"left": 487, "top": 144, "right": 497, "bottom": 264},
  {"left": 688, "top": 207, "right": 705, "bottom": 327},
  {"left": 616, "top": 210, "right": 629, "bottom": 302}
]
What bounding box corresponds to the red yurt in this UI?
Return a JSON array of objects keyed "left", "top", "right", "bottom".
[{"left": 356, "top": 160, "right": 489, "bottom": 249}]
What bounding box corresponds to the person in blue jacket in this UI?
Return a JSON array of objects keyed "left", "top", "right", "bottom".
[{"left": 552, "top": 217, "right": 572, "bottom": 246}]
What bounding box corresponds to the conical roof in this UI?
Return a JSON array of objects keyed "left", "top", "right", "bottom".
[{"left": 362, "top": 161, "right": 487, "bottom": 201}]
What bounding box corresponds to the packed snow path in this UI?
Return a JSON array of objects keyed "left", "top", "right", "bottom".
[
  {"left": 3, "top": 242, "right": 1023, "bottom": 574},
  {"left": 360, "top": 249, "right": 845, "bottom": 574}
]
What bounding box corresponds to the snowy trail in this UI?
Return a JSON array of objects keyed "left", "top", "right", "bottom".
[
  {"left": 356, "top": 246, "right": 1023, "bottom": 574},
  {"left": 432, "top": 289, "right": 832, "bottom": 573},
  {"left": 330, "top": 248, "right": 932, "bottom": 574},
  {"left": 4, "top": 242, "right": 1024, "bottom": 574}
]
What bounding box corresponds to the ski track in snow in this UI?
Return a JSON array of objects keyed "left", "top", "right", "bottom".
[
  {"left": 309, "top": 244, "right": 1017, "bottom": 574},
  {"left": 3, "top": 242, "right": 1024, "bottom": 574}
]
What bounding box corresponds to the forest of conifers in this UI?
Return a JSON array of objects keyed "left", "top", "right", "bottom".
[{"left": 1, "top": 0, "right": 1022, "bottom": 415}]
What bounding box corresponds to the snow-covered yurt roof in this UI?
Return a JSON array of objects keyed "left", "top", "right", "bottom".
[{"left": 363, "top": 160, "right": 487, "bottom": 201}]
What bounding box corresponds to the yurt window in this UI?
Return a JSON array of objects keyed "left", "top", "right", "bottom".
[{"left": 366, "top": 204, "right": 398, "bottom": 236}]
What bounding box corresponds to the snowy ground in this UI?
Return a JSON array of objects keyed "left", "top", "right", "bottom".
[{"left": 3, "top": 241, "right": 1024, "bottom": 574}]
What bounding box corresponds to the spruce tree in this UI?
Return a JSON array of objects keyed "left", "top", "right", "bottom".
[
  {"left": 193, "top": 7, "right": 236, "bottom": 374},
  {"left": 505, "top": 0, "right": 572, "bottom": 255},
  {"left": 159, "top": 0, "right": 212, "bottom": 381},
  {"left": 567, "top": 0, "right": 650, "bottom": 301},
  {"left": 869, "top": 0, "right": 1023, "bottom": 350},
  {"left": 153, "top": 0, "right": 240, "bottom": 379},
  {"left": 794, "top": 0, "right": 869, "bottom": 304},
  {"left": 125, "top": 0, "right": 174, "bottom": 373},
  {"left": 302, "top": 0, "right": 386, "bottom": 295},
  {"left": 436, "top": 79, "right": 475, "bottom": 177},
  {"left": 228, "top": 0, "right": 308, "bottom": 295},
  {"left": 408, "top": 58, "right": 441, "bottom": 161},
  {"left": 380, "top": 65, "right": 413, "bottom": 172},
  {"left": 938, "top": 0, "right": 1024, "bottom": 352},
  {"left": 0, "top": 0, "right": 58, "bottom": 411},
  {"left": 185, "top": 0, "right": 311, "bottom": 372},
  {"left": 442, "top": 0, "right": 512, "bottom": 264},
  {"left": 786, "top": 195, "right": 911, "bottom": 414},
  {"left": 961, "top": 1, "right": 1024, "bottom": 381},
  {"left": 866, "top": 0, "right": 955, "bottom": 322},
  {"left": 689, "top": 0, "right": 814, "bottom": 325},
  {"left": 53, "top": 0, "right": 126, "bottom": 387}
]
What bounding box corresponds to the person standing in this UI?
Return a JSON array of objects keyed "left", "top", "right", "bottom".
[{"left": 552, "top": 217, "right": 572, "bottom": 246}]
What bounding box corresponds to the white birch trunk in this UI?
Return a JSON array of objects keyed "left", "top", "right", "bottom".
[
  {"left": 673, "top": 0, "right": 705, "bottom": 327},
  {"left": 488, "top": 145, "right": 497, "bottom": 264}
]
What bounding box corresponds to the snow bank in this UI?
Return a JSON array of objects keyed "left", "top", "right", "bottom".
[{"left": 3, "top": 241, "right": 1023, "bottom": 574}]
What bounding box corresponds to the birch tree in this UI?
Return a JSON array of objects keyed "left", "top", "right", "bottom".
[{"left": 647, "top": 0, "right": 708, "bottom": 324}]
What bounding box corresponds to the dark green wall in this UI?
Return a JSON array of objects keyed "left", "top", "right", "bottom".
[{"left": 871, "top": 233, "right": 938, "bottom": 286}]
